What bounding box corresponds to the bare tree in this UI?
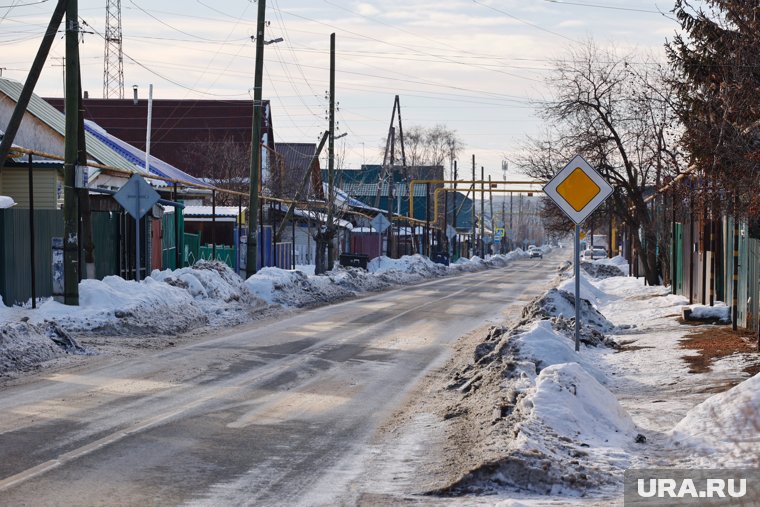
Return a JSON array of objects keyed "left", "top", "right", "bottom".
[
  {"left": 380, "top": 124, "right": 464, "bottom": 168},
  {"left": 182, "top": 133, "right": 250, "bottom": 205},
  {"left": 518, "top": 40, "right": 683, "bottom": 285}
]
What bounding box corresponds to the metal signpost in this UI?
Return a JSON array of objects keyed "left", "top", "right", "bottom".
[
  {"left": 370, "top": 213, "right": 391, "bottom": 259},
  {"left": 114, "top": 174, "right": 160, "bottom": 282},
  {"left": 543, "top": 155, "right": 613, "bottom": 352}
]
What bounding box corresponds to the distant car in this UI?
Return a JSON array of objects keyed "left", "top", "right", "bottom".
[
  {"left": 528, "top": 246, "right": 542, "bottom": 259},
  {"left": 581, "top": 246, "right": 607, "bottom": 261}
]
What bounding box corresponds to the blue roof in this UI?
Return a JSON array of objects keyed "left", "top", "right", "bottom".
[{"left": 84, "top": 121, "right": 207, "bottom": 188}]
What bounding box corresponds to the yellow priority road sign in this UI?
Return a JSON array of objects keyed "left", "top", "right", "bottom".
[{"left": 543, "top": 155, "right": 613, "bottom": 224}]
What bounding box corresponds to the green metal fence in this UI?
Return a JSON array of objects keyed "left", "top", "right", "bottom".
[
  {"left": 92, "top": 211, "right": 120, "bottom": 280},
  {"left": 0, "top": 208, "right": 63, "bottom": 305},
  {"left": 161, "top": 211, "right": 184, "bottom": 270},
  {"left": 183, "top": 232, "right": 200, "bottom": 267},
  {"left": 199, "top": 244, "right": 236, "bottom": 268}
]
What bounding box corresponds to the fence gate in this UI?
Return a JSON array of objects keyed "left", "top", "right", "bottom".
[{"left": 747, "top": 238, "right": 760, "bottom": 332}]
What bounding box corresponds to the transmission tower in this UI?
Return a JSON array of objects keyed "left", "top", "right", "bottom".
[{"left": 103, "top": 0, "right": 124, "bottom": 98}]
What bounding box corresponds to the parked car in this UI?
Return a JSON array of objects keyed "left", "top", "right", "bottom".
[
  {"left": 581, "top": 246, "right": 607, "bottom": 261},
  {"left": 528, "top": 246, "right": 543, "bottom": 259}
]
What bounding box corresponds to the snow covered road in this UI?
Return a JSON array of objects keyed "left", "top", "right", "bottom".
[{"left": 0, "top": 255, "right": 564, "bottom": 506}]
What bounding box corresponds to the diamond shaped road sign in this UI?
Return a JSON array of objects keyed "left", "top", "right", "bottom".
[
  {"left": 370, "top": 213, "right": 392, "bottom": 234},
  {"left": 113, "top": 174, "right": 160, "bottom": 220},
  {"left": 543, "top": 155, "right": 612, "bottom": 224}
]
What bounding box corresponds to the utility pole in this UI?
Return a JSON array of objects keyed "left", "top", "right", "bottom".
[
  {"left": 452, "top": 160, "right": 458, "bottom": 258},
  {"left": 246, "top": 0, "right": 266, "bottom": 278},
  {"left": 480, "top": 166, "right": 485, "bottom": 257},
  {"left": 501, "top": 161, "right": 507, "bottom": 253},
  {"left": 509, "top": 191, "right": 513, "bottom": 251},
  {"left": 489, "top": 175, "right": 494, "bottom": 255},
  {"left": 325, "top": 33, "right": 336, "bottom": 271},
  {"left": 387, "top": 127, "right": 396, "bottom": 257},
  {"left": 63, "top": 0, "right": 81, "bottom": 304},
  {"left": 471, "top": 154, "right": 475, "bottom": 258}
]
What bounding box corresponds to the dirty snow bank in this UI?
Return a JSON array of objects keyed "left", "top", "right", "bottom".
[
  {"left": 504, "top": 363, "right": 636, "bottom": 493},
  {"left": 451, "top": 250, "right": 528, "bottom": 273},
  {"left": 442, "top": 269, "right": 640, "bottom": 497},
  {"left": 670, "top": 372, "right": 760, "bottom": 466},
  {"left": 0, "top": 321, "right": 86, "bottom": 377},
  {"left": 442, "top": 265, "right": 760, "bottom": 501}
]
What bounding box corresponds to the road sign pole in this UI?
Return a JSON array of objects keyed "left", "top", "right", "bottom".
[
  {"left": 136, "top": 190, "right": 141, "bottom": 282},
  {"left": 574, "top": 222, "right": 580, "bottom": 352}
]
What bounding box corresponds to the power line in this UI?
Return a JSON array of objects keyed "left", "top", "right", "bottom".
[
  {"left": 471, "top": 0, "right": 578, "bottom": 43},
  {"left": 542, "top": 0, "right": 665, "bottom": 14},
  {"left": 271, "top": 5, "right": 543, "bottom": 84}
]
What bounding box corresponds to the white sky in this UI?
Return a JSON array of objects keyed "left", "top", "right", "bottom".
[{"left": 1, "top": 0, "right": 678, "bottom": 179}]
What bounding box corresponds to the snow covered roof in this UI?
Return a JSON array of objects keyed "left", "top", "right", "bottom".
[
  {"left": 326, "top": 183, "right": 386, "bottom": 214},
  {"left": 183, "top": 206, "right": 244, "bottom": 218},
  {"left": 0, "top": 195, "right": 17, "bottom": 208},
  {"left": 84, "top": 120, "right": 207, "bottom": 188}
]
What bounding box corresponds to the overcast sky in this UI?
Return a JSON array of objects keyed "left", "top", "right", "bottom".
[{"left": 2, "top": 0, "right": 679, "bottom": 178}]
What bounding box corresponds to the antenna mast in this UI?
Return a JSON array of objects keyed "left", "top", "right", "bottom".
[{"left": 103, "top": 0, "right": 124, "bottom": 98}]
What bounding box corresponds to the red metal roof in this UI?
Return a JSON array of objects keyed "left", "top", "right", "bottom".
[{"left": 45, "top": 98, "right": 273, "bottom": 177}]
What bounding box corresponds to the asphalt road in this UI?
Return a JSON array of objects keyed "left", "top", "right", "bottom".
[{"left": 0, "top": 254, "right": 564, "bottom": 506}]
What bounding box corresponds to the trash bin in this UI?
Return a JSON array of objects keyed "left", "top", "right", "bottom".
[
  {"left": 339, "top": 253, "right": 369, "bottom": 270},
  {"left": 432, "top": 252, "right": 450, "bottom": 266}
]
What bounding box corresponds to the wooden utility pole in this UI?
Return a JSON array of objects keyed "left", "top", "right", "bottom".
[
  {"left": 246, "top": 0, "right": 266, "bottom": 277},
  {"left": 452, "top": 160, "right": 458, "bottom": 257},
  {"left": 480, "top": 166, "right": 485, "bottom": 257},
  {"left": 471, "top": 155, "right": 475, "bottom": 257},
  {"left": 489, "top": 175, "right": 494, "bottom": 253},
  {"left": 63, "top": 0, "right": 81, "bottom": 304},
  {"left": 77, "top": 72, "right": 94, "bottom": 280},
  {"left": 326, "top": 32, "right": 336, "bottom": 271}
]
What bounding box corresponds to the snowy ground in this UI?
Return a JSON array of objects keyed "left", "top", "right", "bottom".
[
  {"left": 426, "top": 256, "right": 760, "bottom": 504},
  {"left": 0, "top": 250, "right": 533, "bottom": 377}
]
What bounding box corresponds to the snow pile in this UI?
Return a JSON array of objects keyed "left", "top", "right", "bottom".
[
  {"left": 150, "top": 261, "right": 255, "bottom": 304},
  {"left": 686, "top": 302, "right": 730, "bottom": 322},
  {"left": 368, "top": 254, "right": 448, "bottom": 279},
  {"left": 520, "top": 288, "right": 616, "bottom": 344},
  {"left": 512, "top": 320, "right": 608, "bottom": 383},
  {"left": 451, "top": 250, "right": 529, "bottom": 272},
  {"left": 501, "top": 363, "right": 636, "bottom": 493},
  {"left": 670, "top": 372, "right": 760, "bottom": 465},
  {"left": 520, "top": 362, "right": 635, "bottom": 447},
  {"left": 0, "top": 321, "right": 86, "bottom": 376},
  {"left": 38, "top": 275, "right": 208, "bottom": 335},
  {"left": 444, "top": 273, "right": 637, "bottom": 496},
  {"left": 581, "top": 261, "right": 626, "bottom": 279},
  {"left": 596, "top": 255, "right": 628, "bottom": 272},
  {"left": 557, "top": 275, "right": 608, "bottom": 307}
]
